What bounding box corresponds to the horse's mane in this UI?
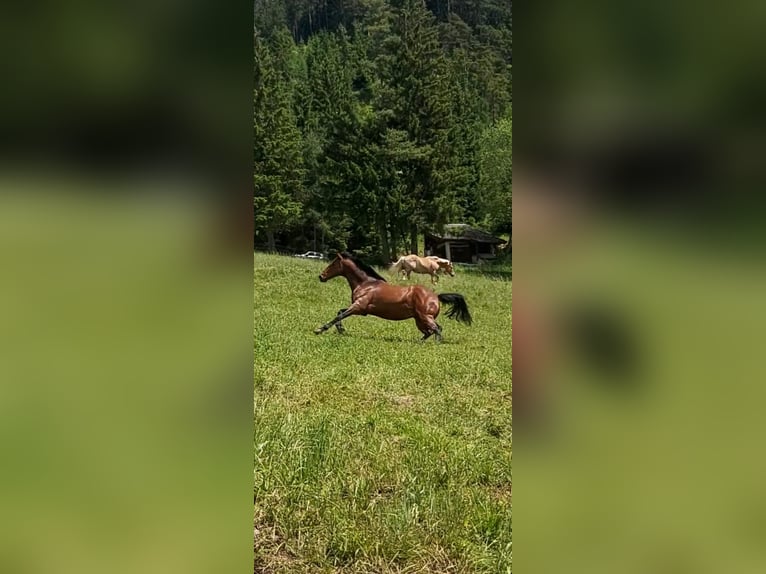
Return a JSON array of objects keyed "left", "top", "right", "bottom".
[{"left": 341, "top": 252, "right": 387, "bottom": 282}]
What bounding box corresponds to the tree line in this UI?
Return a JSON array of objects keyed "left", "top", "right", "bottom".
[{"left": 254, "top": 0, "right": 511, "bottom": 263}]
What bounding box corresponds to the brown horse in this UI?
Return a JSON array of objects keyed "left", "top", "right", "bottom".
[
  {"left": 314, "top": 252, "right": 471, "bottom": 341},
  {"left": 390, "top": 254, "right": 455, "bottom": 284}
]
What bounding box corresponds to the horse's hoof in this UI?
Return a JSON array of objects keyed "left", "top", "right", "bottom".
[{"left": 313, "top": 328, "right": 323, "bottom": 335}]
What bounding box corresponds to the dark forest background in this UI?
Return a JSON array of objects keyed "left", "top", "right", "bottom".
[{"left": 254, "top": 0, "right": 512, "bottom": 262}]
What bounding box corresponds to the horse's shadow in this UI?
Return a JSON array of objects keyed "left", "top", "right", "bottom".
[{"left": 324, "top": 332, "right": 458, "bottom": 345}]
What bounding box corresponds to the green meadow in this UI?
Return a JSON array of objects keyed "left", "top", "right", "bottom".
[{"left": 254, "top": 253, "right": 512, "bottom": 573}]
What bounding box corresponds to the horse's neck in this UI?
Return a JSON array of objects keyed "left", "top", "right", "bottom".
[{"left": 342, "top": 264, "right": 369, "bottom": 289}]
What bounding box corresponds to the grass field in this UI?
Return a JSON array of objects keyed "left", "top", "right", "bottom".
[{"left": 254, "top": 253, "right": 512, "bottom": 573}]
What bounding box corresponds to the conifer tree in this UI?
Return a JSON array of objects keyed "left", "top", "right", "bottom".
[
  {"left": 253, "top": 32, "right": 305, "bottom": 251},
  {"left": 253, "top": 0, "right": 512, "bottom": 259}
]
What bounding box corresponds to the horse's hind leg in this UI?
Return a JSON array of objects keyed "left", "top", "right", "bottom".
[
  {"left": 425, "top": 313, "right": 443, "bottom": 342},
  {"left": 415, "top": 317, "right": 432, "bottom": 341},
  {"left": 416, "top": 316, "right": 442, "bottom": 342},
  {"left": 422, "top": 326, "right": 442, "bottom": 342}
]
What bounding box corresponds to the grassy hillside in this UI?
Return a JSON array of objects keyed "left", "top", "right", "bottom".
[{"left": 254, "top": 253, "right": 512, "bottom": 573}]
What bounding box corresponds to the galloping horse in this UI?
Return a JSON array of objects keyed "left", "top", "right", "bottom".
[
  {"left": 390, "top": 254, "right": 455, "bottom": 284},
  {"left": 314, "top": 252, "right": 471, "bottom": 341}
]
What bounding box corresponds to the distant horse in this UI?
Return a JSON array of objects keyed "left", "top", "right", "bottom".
[
  {"left": 314, "top": 252, "right": 471, "bottom": 341},
  {"left": 390, "top": 254, "right": 455, "bottom": 284}
]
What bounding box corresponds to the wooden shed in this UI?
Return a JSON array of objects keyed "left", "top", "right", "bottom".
[{"left": 424, "top": 224, "right": 507, "bottom": 264}]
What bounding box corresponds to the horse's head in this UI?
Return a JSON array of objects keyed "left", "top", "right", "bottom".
[
  {"left": 319, "top": 253, "right": 345, "bottom": 282},
  {"left": 439, "top": 259, "right": 455, "bottom": 277}
]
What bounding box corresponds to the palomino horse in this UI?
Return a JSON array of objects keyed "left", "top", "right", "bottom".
[
  {"left": 390, "top": 254, "right": 455, "bottom": 284},
  {"left": 315, "top": 252, "right": 471, "bottom": 341}
]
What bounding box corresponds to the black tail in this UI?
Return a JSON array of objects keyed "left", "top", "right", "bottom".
[{"left": 438, "top": 293, "right": 473, "bottom": 325}]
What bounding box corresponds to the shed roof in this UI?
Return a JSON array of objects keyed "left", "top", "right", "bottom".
[{"left": 426, "top": 224, "right": 507, "bottom": 245}]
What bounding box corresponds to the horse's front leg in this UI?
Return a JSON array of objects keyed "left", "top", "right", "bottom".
[
  {"left": 335, "top": 308, "right": 346, "bottom": 334},
  {"left": 314, "top": 305, "right": 361, "bottom": 335},
  {"left": 314, "top": 308, "right": 347, "bottom": 335}
]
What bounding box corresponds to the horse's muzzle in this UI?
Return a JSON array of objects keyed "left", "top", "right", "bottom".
[{"left": 319, "top": 275, "right": 326, "bottom": 282}]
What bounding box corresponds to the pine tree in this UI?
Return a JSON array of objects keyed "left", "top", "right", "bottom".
[
  {"left": 379, "top": 0, "right": 456, "bottom": 253},
  {"left": 253, "top": 31, "right": 305, "bottom": 251},
  {"left": 253, "top": 0, "right": 512, "bottom": 260},
  {"left": 477, "top": 107, "right": 512, "bottom": 233}
]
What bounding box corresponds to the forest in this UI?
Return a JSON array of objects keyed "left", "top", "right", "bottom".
[{"left": 254, "top": 0, "right": 512, "bottom": 263}]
